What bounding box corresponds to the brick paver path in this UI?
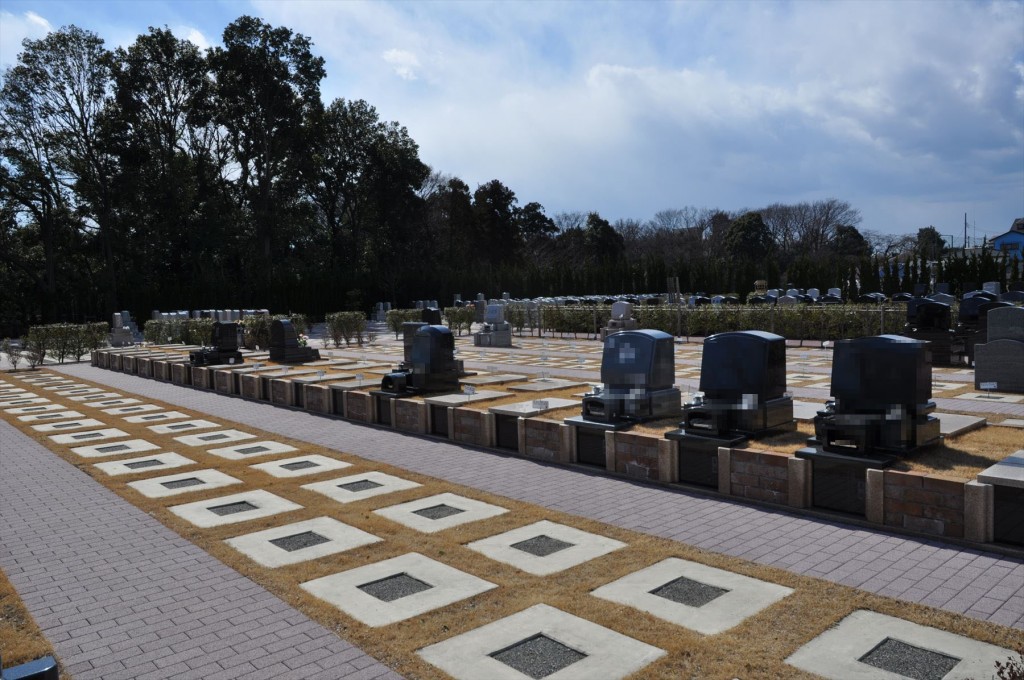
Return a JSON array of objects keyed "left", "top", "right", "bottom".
[
  {"left": 0, "top": 417, "right": 402, "bottom": 679},
  {"left": 52, "top": 364, "right": 1024, "bottom": 632}
]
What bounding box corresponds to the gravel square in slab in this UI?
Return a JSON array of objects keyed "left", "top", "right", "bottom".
[
  {"left": 102, "top": 403, "right": 162, "bottom": 415},
  {"left": 173, "top": 429, "right": 256, "bottom": 447},
  {"left": 148, "top": 419, "right": 219, "bottom": 434},
  {"left": 225, "top": 516, "right": 381, "bottom": 567},
  {"left": 128, "top": 469, "right": 241, "bottom": 498},
  {"left": 785, "top": 610, "right": 1013, "bottom": 679},
  {"left": 301, "top": 552, "right": 496, "bottom": 627},
  {"left": 467, "top": 520, "right": 626, "bottom": 576},
  {"left": 269, "top": 531, "right": 331, "bottom": 552},
  {"left": 490, "top": 634, "right": 586, "bottom": 678},
  {"left": 358, "top": 573, "right": 433, "bottom": 602},
  {"left": 374, "top": 493, "right": 509, "bottom": 534},
  {"left": 418, "top": 604, "right": 665, "bottom": 680},
  {"left": 54, "top": 387, "right": 105, "bottom": 396},
  {"left": 49, "top": 428, "right": 128, "bottom": 445},
  {"left": 858, "top": 638, "right": 960, "bottom": 680},
  {"left": 124, "top": 410, "right": 189, "bottom": 423},
  {"left": 4, "top": 403, "right": 65, "bottom": 415},
  {"left": 94, "top": 452, "right": 195, "bottom": 476},
  {"left": 511, "top": 535, "right": 574, "bottom": 557},
  {"left": 70, "top": 438, "right": 161, "bottom": 458},
  {"left": 207, "top": 440, "right": 297, "bottom": 461},
  {"left": 74, "top": 394, "right": 131, "bottom": 404},
  {"left": 250, "top": 454, "right": 351, "bottom": 478},
  {"left": 1, "top": 397, "right": 50, "bottom": 408},
  {"left": 32, "top": 419, "right": 105, "bottom": 433},
  {"left": 17, "top": 410, "right": 84, "bottom": 422},
  {"left": 302, "top": 471, "right": 422, "bottom": 504},
  {"left": 170, "top": 489, "right": 302, "bottom": 528},
  {"left": 592, "top": 558, "right": 792, "bottom": 635}
]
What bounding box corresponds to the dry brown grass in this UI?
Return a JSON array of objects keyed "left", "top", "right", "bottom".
[
  {"left": 0, "top": 561, "right": 67, "bottom": 677},
  {"left": 2, "top": 369, "right": 1021, "bottom": 680}
]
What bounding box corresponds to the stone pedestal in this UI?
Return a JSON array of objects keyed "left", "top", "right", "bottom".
[{"left": 795, "top": 447, "right": 894, "bottom": 516}]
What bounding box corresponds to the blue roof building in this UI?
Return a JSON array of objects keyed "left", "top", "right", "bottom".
[{"left": 992, "top": 218, "right": 1024, "bottom": 260}]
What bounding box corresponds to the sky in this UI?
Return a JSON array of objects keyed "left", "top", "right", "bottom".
[{"left": 2, "top": 0, "right": 1023, "bottom": 242}]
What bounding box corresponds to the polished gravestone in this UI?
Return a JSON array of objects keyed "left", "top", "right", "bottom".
[
  {"left": 377, "top": 324, "right": 471, "bottom": 397},
  {"left": 474, "top": 304, "right": 513, "bottom": 347},
  {"left": 903, "top": 299, "right": 955, "bottom": 365},
  {"left": 189, "top": 321, "right": 244, "bottom": 366},
  {"left": 974, "top": 306, "right": 1024, "bottom": 394},
  {"left": 797, "top": 335, "right": 940, "bottom": 516},
  {"left": 268, "top": 319, "right": 320, "bottom": 363},
  {"left": 667, "top": 331, "right": 794, "bottom": 488}
]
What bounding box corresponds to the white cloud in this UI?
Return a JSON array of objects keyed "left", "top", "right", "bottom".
[
  {"left": 0, "top": 10, "right": 53, "bottom": 69},
  {"left": 382, "top": 48, "right": 419, "bottom": 80},
  {"left": 177, "top": 26, "right": 211, "bottom": 51}
]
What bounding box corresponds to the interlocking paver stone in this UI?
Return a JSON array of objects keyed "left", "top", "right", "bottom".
[{"left": 0, "top": 418, "right": 399, "bottom": 679}]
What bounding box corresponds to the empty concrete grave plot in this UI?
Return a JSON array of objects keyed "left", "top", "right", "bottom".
[
  {"left": 300, "top": 552, "right": 497, "bottom": 627},
  {"left": 123, "top": 410, "right": 189, "bottom": 423},
  {"left": 206, "top": 440, "right": 297, "bottom": 460},
  {"left": 101, "top": 403, "right": 162, "bottom": 415},
  {"left": 4, "top": 403, "right": 65, "bottom": 415},
  {"left": 466, "top": 519, "right": 627, "bottom": 576},
  {"left": 172, "top": 428, "right": 256, "bottom": 447},
  {"left": 785, "top": 610, "right": 1014, "bottom": 679},
  {"left": 301, "top": 471, "right": 422, "bottom": 504},
  {"left": 93, "top": 452, "right": 196, "bottom": 476},
  {"left": 49, "top": 427, "right": 126, "bottom": 444},
  {"left": 31, "top": 418, "right": 104, "bottom": 432},
  {"left": 169, "top": 489, "right": 303, "bottom": 528},
  {"left": 148, "top": 418, "right": 220, "bottom": 434},
  {"left": 418, "top": 603, "right": 666, "bottom": 680},
  {"left": 591, "top": 557, "right": 794, "bottom": 635},
  {"left": 69, "top": 438, "right": 160, "bottom": 458},
  {"left": 374, "top": 492, "right": 509, "bottom": 534},
  {"left": 127, "top": 469, "right": 242, "bottom": 498},
  {"left": 225, "top": 516, "right": 382, "bottom": 568},
  {"left": 250, "top": 454, "right": 352, "bottom": 478},
  {"left": 16, "top": 410, "right": 84, "bottom": 422}
]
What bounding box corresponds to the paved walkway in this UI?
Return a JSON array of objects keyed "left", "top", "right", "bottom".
[
  {"left": 51, "top": 364, "right": 1024, "bottom": 631},
  {"left": 0, "top": 416, "right": 402, "bottom": 679}
]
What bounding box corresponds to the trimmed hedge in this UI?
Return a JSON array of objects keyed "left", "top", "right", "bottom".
[
  {"left": 22, "top": 322, "right": 108, "bottom": 366},
  {"left": 143, "top": 318, "right": 216, "bottom": 346},
  {"left": 325, "top": 311, "right": 370, "bottom": 346},
  {"left": 443, "top": 307, "right": 476, "bottom": 336},
  {"left": 385, "top": 309, "right": 426, "bottom": 338}
]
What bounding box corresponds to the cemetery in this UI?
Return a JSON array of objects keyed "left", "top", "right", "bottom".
[{"left": 3, "top": 293, "right": 1024, "bottom": 680}]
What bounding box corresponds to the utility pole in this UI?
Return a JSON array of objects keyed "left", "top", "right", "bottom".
[{"left": 964, "top": 212, "right": 968, "bottom": 252}]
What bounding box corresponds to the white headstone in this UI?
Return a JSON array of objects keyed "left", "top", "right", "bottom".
[
  {"left": 610, "top": 301, "right": 633, "bottom": 320},
  {"left": 983, "top": 281, "right": 1001, "bottom": 295},
  {"left": 827, "top": 288, "right": 842, "bottom": 298},
  {"left": 484, "top": 304, "right": 505, "bottom": 325}
]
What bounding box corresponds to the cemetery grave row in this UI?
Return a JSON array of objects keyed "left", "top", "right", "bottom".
[
  {"left": 85, "top": 311, "right": 1024, "bottom": 551},
  {"left": 2, "top": 370, "right": 1020, "bottom": 679}
]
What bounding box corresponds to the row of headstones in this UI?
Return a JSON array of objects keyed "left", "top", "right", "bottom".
[{"left": 151, "top": 309, "right": 269, "bottom": 322}]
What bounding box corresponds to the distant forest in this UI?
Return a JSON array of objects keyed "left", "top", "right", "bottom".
[{"left": 1, "top": 16, "right": 1018, "bottom": 334}]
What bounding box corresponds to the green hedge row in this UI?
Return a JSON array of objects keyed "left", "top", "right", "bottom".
[
  {"left": 325, "top": 312, "right": 371, "bottom": 346},
  {"left": 20, "top": 322, "right": 109, "bottom": 366},
  {"left": 143, "top": 314, "right": 309, "bottom": 349}
]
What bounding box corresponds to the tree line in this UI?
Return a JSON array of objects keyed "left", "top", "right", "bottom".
[{"left": 2, "top": 17, "right": 1018, "bottom": 337}]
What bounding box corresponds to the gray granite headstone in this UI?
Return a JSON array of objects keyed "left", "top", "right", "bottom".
[{"left": 987, "top": 306, "right": 1024, "bottom": 342}]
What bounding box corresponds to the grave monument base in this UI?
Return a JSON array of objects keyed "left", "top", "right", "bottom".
[
  {"left": 795, "top": 446, "right": 895, "bottom": 516},
  {"left": 666, "top": 431, "right": 746, "bottom": 488}
]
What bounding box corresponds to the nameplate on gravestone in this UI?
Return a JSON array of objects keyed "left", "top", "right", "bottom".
[
  {"left": 980, "top": 382, "right": 998, "bottom": 390},
  {"left": 317, "top": 370, "right": 326, "bottom": 379},
  {"left": 464, "top": 385, "right": 476, "bottom": 398},
  {"left": 532, "top": 400, "right": 549, "bottom": 410}
]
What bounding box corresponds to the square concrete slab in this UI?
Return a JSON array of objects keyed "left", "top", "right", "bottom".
[
  {"left": 173, "top": 429, "right": 256, "bottom": 447},
  {"left": 32, "top": 418, "right": 105, "bottom": 433},
  {"left": 466, "top": 520, "right": 627, "bottom": 576},
  {"left": 124, "top": 410, "right": 189, "bottom": 423},
  {"left": 978, "top": 449, "right": 1024, "bottom": 489},
  {"left": 302, "top": 471, "right": 422, "bottom": 504},
  {"left": 792, "top": 400, "right": 825, "bottom": 422},
  {"left": 250, "top": 454, "right": 352, "bottom": 478},
  {"left": 936, "top": 412, "right": 987, "bottom": 437},
  {"left": 225, "top": 516, "right": 382, "bottom": 568},
  {"left": 49, "top": 428, "right": 128, "bottom": 445},
  {"left": 423, "top": 390, "right": 511, "bottom": 406},
  {"left": 1, "top": 397, "right": 50, "bottom": 408},
  {"left": 785, "top": 610, "right": 1014, "bottom": 679},
  {"left": 956, "top": 392, "right": 1024, "bottom": 403},
  {"left": 0, "top": 388, "right": 30, "bottom": 396},
  {"left": 4, "top": 403, "right": 65, "bottom": 415},
  {"left": 418, "top": 603, "right": 666, "bottom": 680},
  {"left": 374, "top": 492, "right": 509, "bottom": 533},
  {"left": 94, "top": 452, "right": 196, "bottom": 476},
  {"left": 509, "top": 379, "right": 590, "bottom": 392},
  {"left": 128, "top": 469, "right": 242, "bottom": 498},
  {"left": 300, "top": 552, "right": 497, "bottom": 627},
  {"left": 591, "top": 557, "right": 793, "bottom": 635},
  {"left": 17, "top": 410, "right": 85, "bottom": 422},
  {"left": 102, "top": 404, "right": 162, "bottom": 415},
  {"left": 148, "top": 419, "right": 220, "bottom": 434},
  {"left": 72, "top": 394, "right": 127, "bottom": 404},
  {"left": 995, "top": 418, "right": 1024, "bottom": 429},
  {"left": 207, "top": 440, "right": 297, "bottom": 461},
  {"left": 169, "top": 489, "right": 303, "bottom": 528},
  {"left": 70, "top": 439, "right": 161, "bottom": 458},
  {"left": 489, "top": 398, "right": 580, "bottom": 418},
  {"left": 461, "top": 374, "right": 529, "bottom": 386},
  {"left": 54, "top": 387, "right": 106, "bottom": 397}
]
